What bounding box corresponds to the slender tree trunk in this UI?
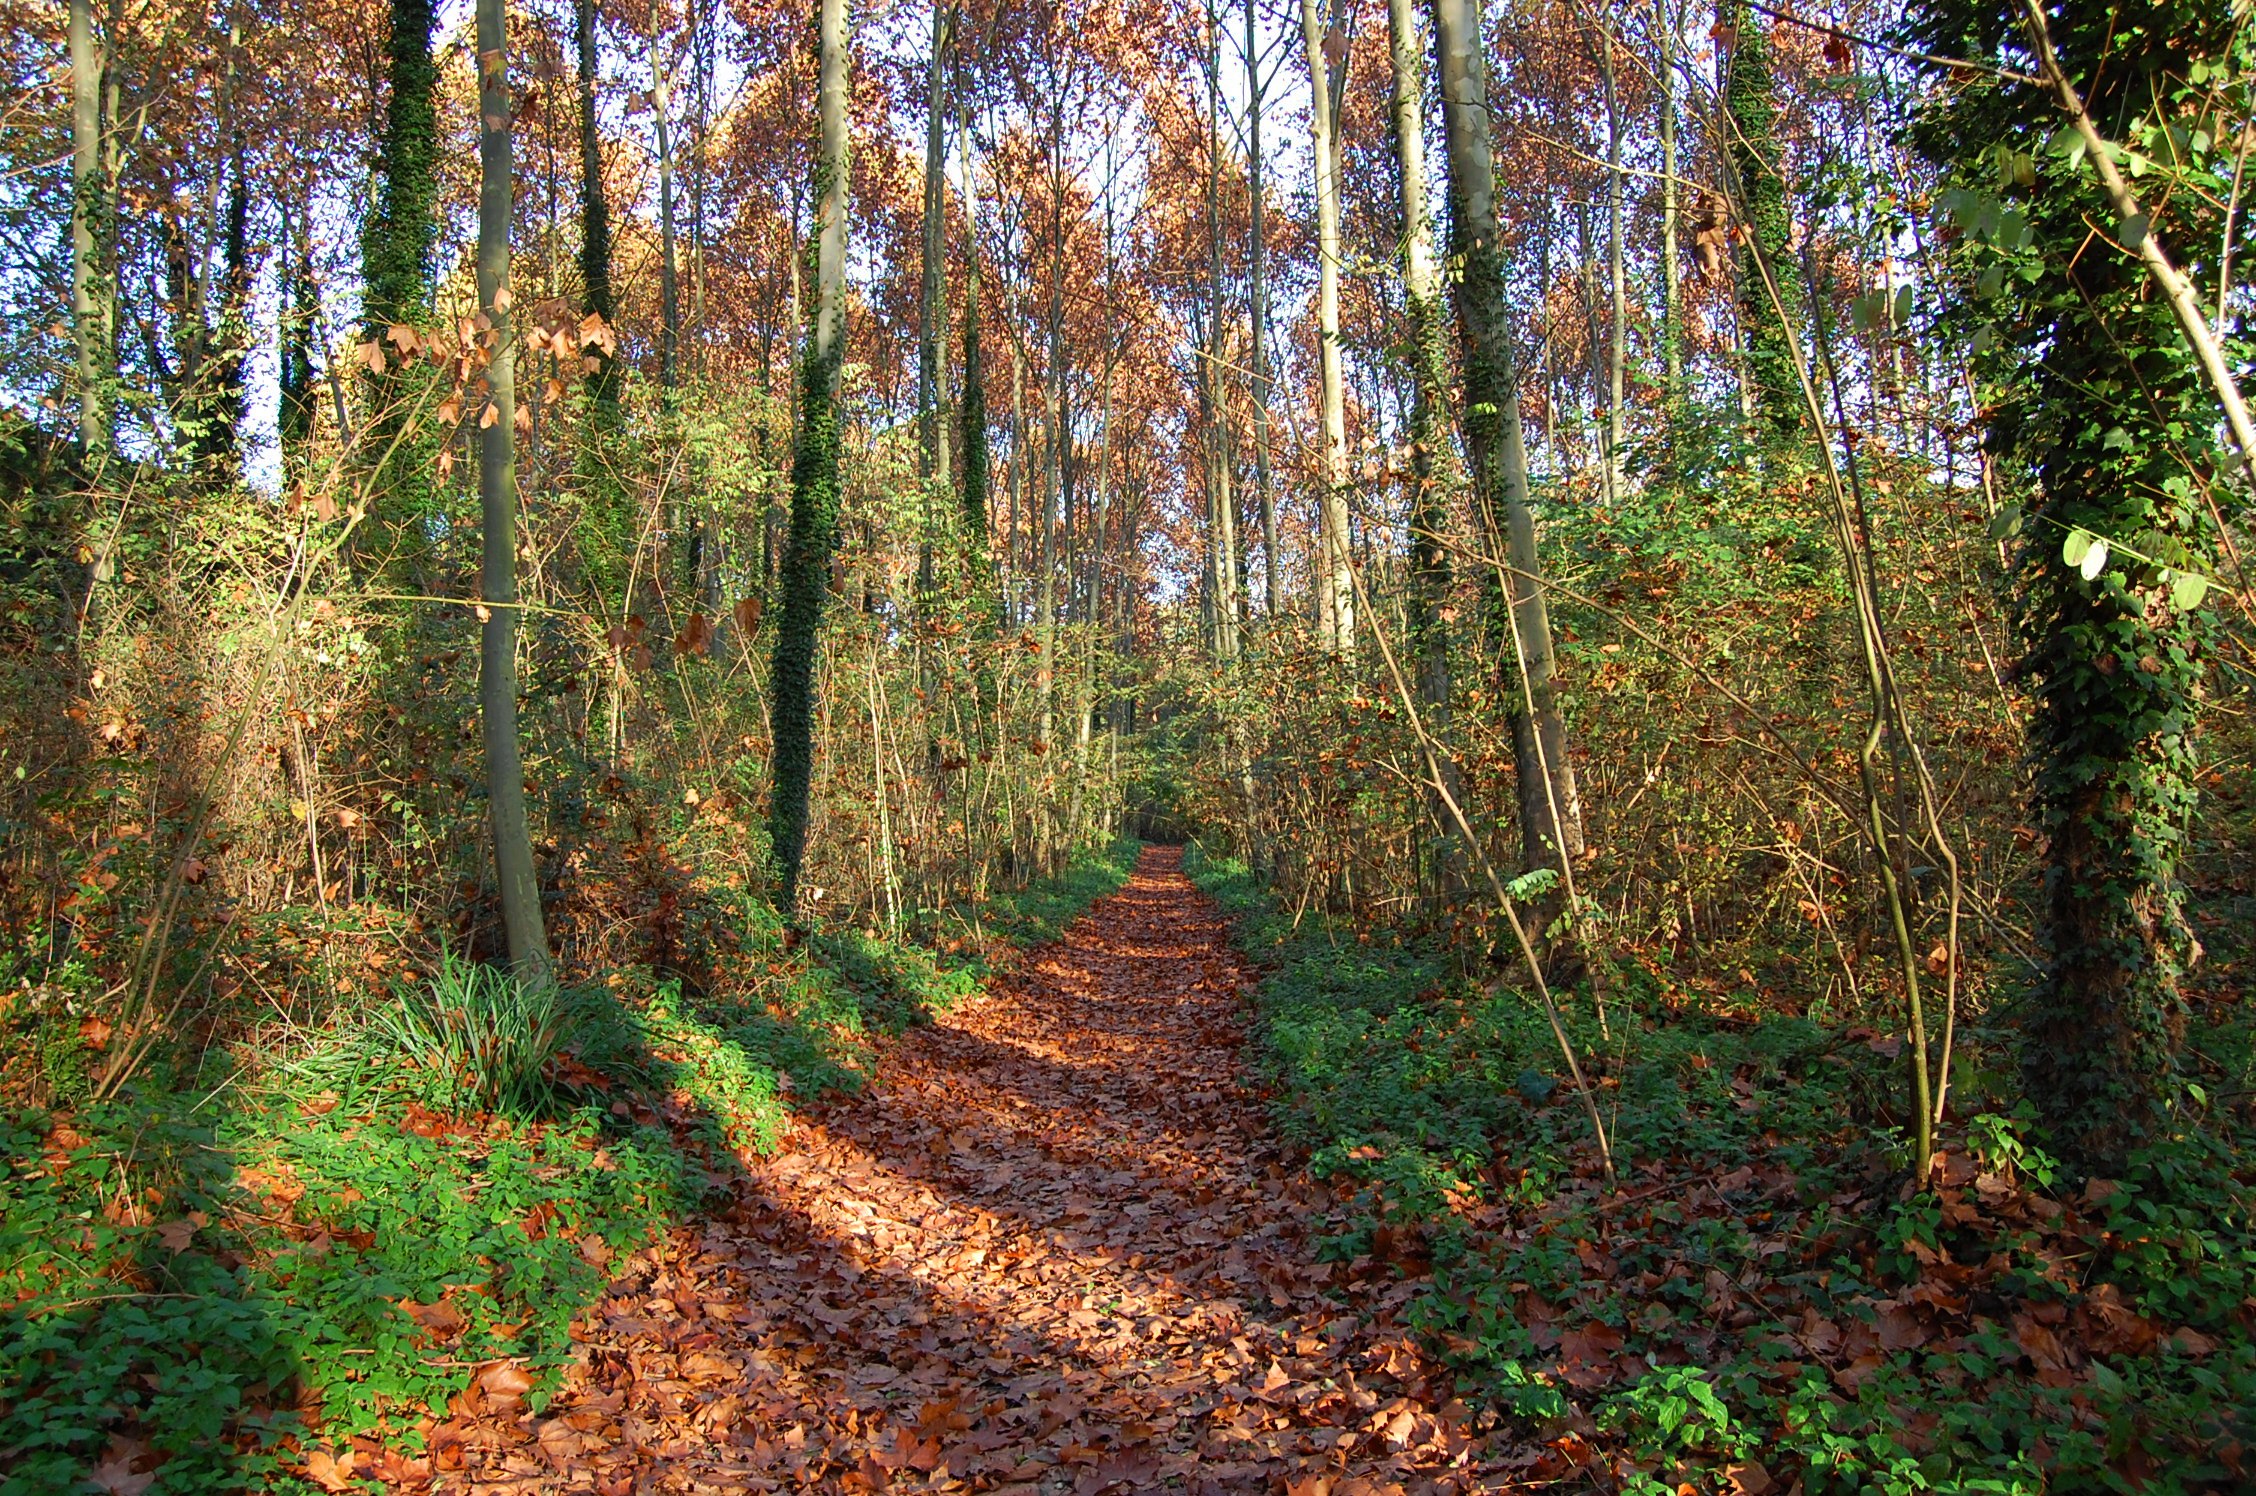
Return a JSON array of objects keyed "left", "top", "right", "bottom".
[
  {"left": 1431, "top": 0, "right": 1584, "bottom": 872},
  {"left": 767, "top": 0, "right": 851, "bottom": 912},
  {"left": 1721, "top": 0, "right": 1797, "bottom": 440},
  {"left": 917, "top": 1, "right": 955, "bottom": 601},
  {"left": 477, "top": 0, "right": 551, "bottom": 979},
  {"left": 1389, "top": 0, "right": 1460, "bottom": 890},
  {"left": 957, "top": 97, "right": 992, "bottom": 601},
  {"left": 651, "top": 26, "right": 680, "bottom": 397},
  {"left": 360, "top": 0, "right": 440, "bottom": 571},
  {"left": 69, "top": 0, "right": 113, "bottom": 464},
  {"left": 1038, "top": 103, "right": 1065, "bottom": 766},
  {"left": 1303, "top": 0, "right": 1354, "bottom": 651},
  {"left": 1244, "top": 0, "right": 1279, "bottom": 617},
  {"left": 1205, "top": 0, "right": 1241, "bottom": 659},
  {"left": 576, "top": 0, "right": 618, "bottom": 409},
  {"left": 202, "top": 130, "right": 251, "bottom": 478},
  {"left": 1658, "top": 0, "right": 1682, "bottom": 407},
  {"left": 1601, "top": 11, "right": 1626, "bottom": 500},
  {"left": 279, "top": 200, "right": 319, "bottom": 474}
]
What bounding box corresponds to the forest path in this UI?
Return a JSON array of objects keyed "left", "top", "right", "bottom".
[{"left": 441, "top": 846, "right": 1507, "bottom": 1494}]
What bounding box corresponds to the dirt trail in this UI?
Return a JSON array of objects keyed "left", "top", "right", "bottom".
[{"left": 445, "top": 847, "right": 1503, "bottom": 1493}]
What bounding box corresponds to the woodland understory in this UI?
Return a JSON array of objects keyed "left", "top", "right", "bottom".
[{"left": 2, "top": 0, "right": 2254, "bottom": 1490}]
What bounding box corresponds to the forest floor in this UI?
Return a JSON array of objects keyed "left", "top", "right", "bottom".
[{"left": 428, "top": 846, "right": 1504, "bottom": 1494}]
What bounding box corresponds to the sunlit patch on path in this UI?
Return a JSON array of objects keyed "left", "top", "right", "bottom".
[{"left": 437, "top": 847, "right": 1516, "bottom": 1493}]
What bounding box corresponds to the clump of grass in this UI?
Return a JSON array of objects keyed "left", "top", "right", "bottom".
[{"left": 296, "top": 953, "right": 569, "bottom": 1118}]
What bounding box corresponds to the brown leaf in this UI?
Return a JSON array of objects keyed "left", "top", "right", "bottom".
[
  {"left": 88, "top": 1438, "right": 155, "bottom": 1496},
  {"left": 2013, "top": 1312, "right": 2069, "bottom": 1372},
  {"left": 1875, "top": 1302, "right": 1929, "bottom": 1351},
  {"left": 479, "top": 1359, "right": 535, "bottom": 1409},
  {"left": 402, "top": 1297, "right": 467, "bottom": 1339},
  {"left": 1725, "top": 1461, "right": 1774, "bottom": 1496},
  {"left": 302, "top": 1449, "right": 359, "bottom": 1494},
  {"left": 734, "top": 595, "right": 764, "bottom": 636}
]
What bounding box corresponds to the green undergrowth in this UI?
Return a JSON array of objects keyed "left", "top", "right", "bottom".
[
  {"left": 1188, "top": 844, "right": 2256, "bottom": 1496},
  {"left": 0, "top": 840, "right": 1139, "bottom": 1494}
]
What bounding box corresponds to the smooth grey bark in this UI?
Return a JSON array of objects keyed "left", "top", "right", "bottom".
[
  {"left": 476, "top": 0, "right": 552, "bottom": 979},
  {"left": 1430, "top": 0, "right": 1584, "bottom": 871},
  {"left": 1204, "top": 0, "right": 1241, "bottom": 659},
  {"left": 1302, "top": 0, "right": 1354, "bottom": 651}
]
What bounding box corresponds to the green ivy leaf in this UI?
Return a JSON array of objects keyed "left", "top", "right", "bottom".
[{"left": 2170, "top": 571, "right": 2209, "bottom": 611}]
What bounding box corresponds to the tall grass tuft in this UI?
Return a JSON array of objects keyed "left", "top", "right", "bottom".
[{"left": 298, "top": 954, "right": 568, "bottom": 1117}]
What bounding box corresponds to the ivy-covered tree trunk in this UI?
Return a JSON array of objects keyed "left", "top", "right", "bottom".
[
  {"left": 359, "top": 0, "right": 440, "bottom": 557},
  {"left": 576, "top": 0, "right": 617, "bottom": 412},
  {"left": 767, "top": 0, "right": 851, "bottom": 914},
  {"left": 956, "top": 97, "right": 992, "bottom": 603},
  {"left": 68, "top": 0, "right": 114, "bottom": 465},
  {"left": 1720, "top": 0, "right": 1797, "bottom": 443},
  {"left": 1388, "top": 0, "right": 1461, "bottom": 893},
  {"left": 476, "top": 0, "right": 551, "bottom": 980},
  {"left": 916, "top": 0, "right": 954, "bottom": 605},
  {"left": 278, "top": 202, "right": 318, "bottom": 477},
  {"left": 1911, "top": 0, "right": 2237, "bottom": 1167},
  {"left": 1431, "top": 0, "right": 1584, "bottom": 875}
]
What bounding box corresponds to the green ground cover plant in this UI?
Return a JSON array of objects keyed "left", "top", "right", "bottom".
[
  {"left": 0, "top": 839, "right": 1137, "bottom": 1494},
  {"left": 1188, "top": 845, "right": 2256, "bottom": 1495}
]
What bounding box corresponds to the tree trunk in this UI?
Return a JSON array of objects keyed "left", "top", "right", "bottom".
[
  {"left": 576, "top": 0, "right": 618, "bottom": 409},
  {"left": 476, "top": 0, "right": 552, "bottom": 980},
  {"left": 279, "top": 200, "right": 319, "bottom": 475},
  {"left": 69, "top": 0, "right": 114, "bottom": 465},
  {"left": 1600, "top": 13, "right": 1626, "bottom": 502},
  {"left": 1244, "top": 0, "right": 1279, "bottom": 617},
  {"left": 1430, "top": 0, "right": 1583, "bottom": 872},
  {"left": 1204, "top": 0, "right": 1241, "bottom": 659},
  {"left": 917, "top": 1, "right": 955, "bottom": 606},
  {"left": 1302, "top": 0, "right": 1355, "bottom": 652},
  {"left": 360, "top": 0, "right": 441, "bottom": 570},
  {"left": 1658, "top": 0, "right": 1682, "bottom": 408},
  {"left": 957, "top": 96, "right": 992, "bottom": 602},
  {"left": 767, "top": 0, "right": 851, "bottom": 913},
  {"left": 1721, "top": 0, "right": 1797, "bottom": 441},
  {"left": 650, "top": 25, "right": 680, "bottom": 397},
  {"left": 1389, "top": 0, "right": 1461, "bottom": 890}
]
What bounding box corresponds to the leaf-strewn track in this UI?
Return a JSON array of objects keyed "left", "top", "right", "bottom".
[{"left": 436, "top": 847, "right": 1506, "bottom": 1493}]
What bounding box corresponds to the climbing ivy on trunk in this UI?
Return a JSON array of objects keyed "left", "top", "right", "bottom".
[
  {"left": 1909, "top": 0, "right": 2246, "bottom": 1167},
  {"left": 1721, "top": 0, "right": 1798, "bottom": 444},
  {"left": 768, "top": 0, "right": 852, "bottom": 914}
]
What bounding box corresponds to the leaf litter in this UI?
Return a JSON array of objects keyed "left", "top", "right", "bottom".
[{"left": 402, "top": 847, "right": 1520, "bottom": 1493}]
